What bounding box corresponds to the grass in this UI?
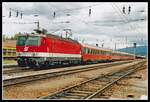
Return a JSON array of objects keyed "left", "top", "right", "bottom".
[{"left": 3, "top": 60, "right": 17, "bottom": 65}]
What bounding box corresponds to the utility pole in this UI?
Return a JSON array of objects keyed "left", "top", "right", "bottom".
[
  {"left": 102, "top": 43, "right": 104, "bottom": 48},
  {"left": 63, "top": 29, "right": 72, "bottom": 39},
  {"left": 133, "top": 43, "right": 136, "bottom": 60},
  {"left": 115, "top": 43, "right": 116, "bottom": 50},
  {"left": 35, "top": 20, "right": 40, "bottom": 30},
  {"left": 20, "top": 11, "right": 23, "bottom": 19},
  {"left": 126, "top": 36, "right": 127, "bottom": 48},
  {"left": 9, "top": 8, "right": 11, "bottom": 18},
  {"left": 37, "top": 20, "right": 39, "bottom": 30}
]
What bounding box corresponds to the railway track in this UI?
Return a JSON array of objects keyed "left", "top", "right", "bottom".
[
  {"left": 40, "top": 61, "right": 146, "bottom": 99},
  {"left": 3, "top": 61, "right": 133, "bottom": 75},
  {"left": 3, "top": 60, "right": 134, "bottom": 87},
  {"left": 3, "top": 67, "right": 32, "bottom": 74}
]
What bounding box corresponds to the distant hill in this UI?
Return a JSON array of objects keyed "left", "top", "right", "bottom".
[{"left": 117, "top": 46, "right": 147, "bottom": 57}]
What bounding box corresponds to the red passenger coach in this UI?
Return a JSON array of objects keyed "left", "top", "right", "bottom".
[
  {"left": 81, "top": 44, "right": 112, "bottom": 63},
  {"left": 80, "top": 43, "right": 134, "bottom": 63},
  {"left": 16, "top": 33, "right": 81, "bottom": 67}
]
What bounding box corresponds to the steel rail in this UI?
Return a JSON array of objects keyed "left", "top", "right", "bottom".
[
  {"left": 3, "top": 61, "right": 133, "bottom": 87},
  {"left": 3, "top": 67, "right": 31, "bottom": 74},
  {"left": 85, "top": 63, "right": 146, "bottom": 99},
  {"left": 40, "top": 61, "right": 145, "bottom": 99}
]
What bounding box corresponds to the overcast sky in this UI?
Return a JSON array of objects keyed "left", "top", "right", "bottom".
[{"left": 2, "top": 2, "right": 148, "bottom": 49}]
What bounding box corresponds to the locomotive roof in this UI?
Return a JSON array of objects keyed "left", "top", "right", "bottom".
[
  {"left": 17, "top": 33, "right": 80, "bottom": 44},
  {"left": 46, "top": 33, "right": 80, "bottom": 44}
]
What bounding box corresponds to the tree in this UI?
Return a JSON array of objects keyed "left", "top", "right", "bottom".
[
  {"left": 10, "top": 36, "right": 14, "bottom": 40},
  {"left": 3, "top": 35, "right": 6, "bottom": 42},
  {"left": 14, "top": 33, "right": 20, "bottom": 40},
  {"left": 5, "top": 36, "right": 9, "bottom": 40}
]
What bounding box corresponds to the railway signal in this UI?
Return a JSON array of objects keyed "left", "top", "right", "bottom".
[
  {"left": 16, "top": 10, "right": 19, "bottom": 17},
  {"left": 122, "top": 6, "right": 125, "bottom": 14},
  {"left": 128, "top": 5, "right": 131, "bottom": 14},
  {"left": 89, "top": 8, "right": 91, "bottom": 16}
]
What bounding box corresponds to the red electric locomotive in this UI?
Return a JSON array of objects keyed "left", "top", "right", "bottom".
[
  {"left": 16, "top": 33, "right": 134, "bottom": 68},
  {"left": 16, "top": 33, "right": 81, "bottom": 67}
]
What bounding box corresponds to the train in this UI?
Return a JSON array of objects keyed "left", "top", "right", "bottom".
[
  {"left": 16, "top": 33, "right": 138, "bottom": 68},
  {"left": 3, "top": 47, "right": 16, "bottom": 60}
]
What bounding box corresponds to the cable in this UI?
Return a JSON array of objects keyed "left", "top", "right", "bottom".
[
  {"left": 52, "top": 4, "right": 100, "bottom": 14},
  {"left": 111, "top": 3, "right": 146, "bottom": 47},
  {"left": 113, "top": 3, "right": 145, "bottom": 37}
]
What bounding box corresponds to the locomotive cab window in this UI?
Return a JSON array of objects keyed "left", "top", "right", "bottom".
[
  {"left": 25, "top": 36, "right": 41, "bottom": 46},
  {"left": 16, "top": 36, "right": 27, "bottom": 46}
]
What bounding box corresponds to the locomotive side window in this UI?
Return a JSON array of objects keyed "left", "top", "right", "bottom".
[{"left": 17, "top": 36, "right": 27, "bottom": 46}]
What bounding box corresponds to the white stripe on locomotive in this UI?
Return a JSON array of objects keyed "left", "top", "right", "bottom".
[{"left": 16, "top": 52, "right": 81, "bottom": 58}]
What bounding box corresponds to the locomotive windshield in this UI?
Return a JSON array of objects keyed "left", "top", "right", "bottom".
[
  {"left": 25, "top": 36, "right": 41, "bottom": 46},
  {"left": 17, "top": 36, "right": 41, "bottom": 46},
  {"left": 16, "top": 36, "right": 27, "bottom": 46}
]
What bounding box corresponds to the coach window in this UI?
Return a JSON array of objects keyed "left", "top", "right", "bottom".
[
  {"left": 90, "top": 49, "right": 92, "bottom": 54},
  {"left": 106, "top": 51, "right": 108, "bottom": 55},
  {"left": 82, "top": 47, "right": 86, "bottom": 54},
  {"left": 85, "top": 48, "right": 87, "bottom": 54},
  {"left": 83, "top": 47, "right": 85, "bottom": 54},
  {"left": 99, "top": 50, "right": 101, "bottom": 55},
  {"left": 87, "top": 48, "right": 89, "bottom": 54},
  {"left": 102, "top": 51, "right": 104, "bottom": 55},
  {"left": 86, "top": 48, "right": 89, "bottom": 54},
  {"left": 104, "top": 51, "right": 106, "bottom": 55},
  {"left": 105, "top": 51, "right": 107, "bottom": 55}
]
